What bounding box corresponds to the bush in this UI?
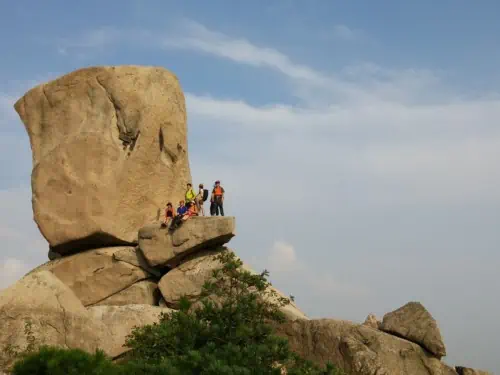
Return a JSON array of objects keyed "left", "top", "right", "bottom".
[
  {"left": 11, "top": 346, "right": 118, "bottom": 375},
  {"left": 124, "top": 250, "right": 343, "bottom": 374}
]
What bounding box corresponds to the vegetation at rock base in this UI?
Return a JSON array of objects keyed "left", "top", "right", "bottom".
[{"left": 10, "top": 250, "right": 344, "bottom": 374}]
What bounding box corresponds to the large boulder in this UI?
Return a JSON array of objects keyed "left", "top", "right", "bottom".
[
  {"left": 28, "top": 247, "right": 151, "bottom": 306},
  {"left": 139, "top": 217, "right": 235, "bottom": 267},
  {"left": 158, "top": 248, "right": 307, "bottom": 321},
  {"left": 0, "top": 271, "right": 104, "bottom": 368},
  {"left": 87, "top": 304, "right": 173, "bottom": 358},
  {"left": 276, "top": 319, "right": 458, "bottom": 375},
  {"left": 14, "top": 65, "right": 191, "bottom": 255},
  {"left": 93, "top": 280, "right": 160, "bottom": 306},
  {"left": 380, "top": 302, "right": 446, "bottom": 358}
]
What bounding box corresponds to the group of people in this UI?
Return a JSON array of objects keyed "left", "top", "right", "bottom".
[{"left": 162, "top": 180, "right": 226, "bottom": 230}]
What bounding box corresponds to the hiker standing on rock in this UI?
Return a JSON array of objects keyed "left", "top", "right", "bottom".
[
  {"left": 196, "top": 183, "right": 208, "bottom": 216},
  {"left": 212, "top": 180, "right": 225, "bottom": 216},
  {"left": 185, "top": 183, "right": 196, "bottom": 206}
]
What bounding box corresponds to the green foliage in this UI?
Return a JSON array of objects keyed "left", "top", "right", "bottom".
[
  {"left": 124, "top": 250, "right": 343, "bottom": 374},
  {"left": 11, "top": 346, "right": 118, "bottom": 375}
]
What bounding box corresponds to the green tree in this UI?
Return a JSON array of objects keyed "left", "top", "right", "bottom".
[
  {"left": 124, "top": 250, "right": 343, "bottom": 374},
  {"left": 11, "top": 346, "right": 118, "bottom": 375}
]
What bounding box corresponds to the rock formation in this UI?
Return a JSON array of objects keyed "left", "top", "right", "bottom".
[
  {"left": 0, "top": 65, "right": 491, "bottom": 374},
  {"left": 14, "top": 66, "right": 191, "bottom": 255},
  {"left": 380, "top": 301, "right": 446, "bottom": 358}
]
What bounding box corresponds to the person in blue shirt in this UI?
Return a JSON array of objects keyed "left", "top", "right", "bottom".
[{"left": 177, "top": 200, "right": 187, "bottom": 215}]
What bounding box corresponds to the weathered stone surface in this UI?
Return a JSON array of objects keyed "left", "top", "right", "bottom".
[
  {"left": 139, "top": 217, "right": 235, "bottom": 267},
  {"left": 29, "top": 247, "right": 151, "bottom": 306},
  {"left": 0, "top": 271, "right": 103, "bottom": 368},
  {"left": 14, "top": 65, "right": 191, "bottom": 254},
  {"left": 113, "top": 246, "right": 161, "bottom": 277},
  {"left": 158, "top": 248, "right": 307, "bottom": 321},
  {"left": 455, "top": 367, "right": 492, "bottom": 375},
  {"left": 276, "top": 319, "right": 458, "bottom": 375},
  {"left": 87, "top": 304, "right": 173, "bottom": 358},
  {"left": 362, "top": 313, "right": 380, "bottom": 330},
  {"left": 93, "top": 280, "right": 160, "bottom": 306},
  {"left": 380, "top": 302, "right": 446, "bottom": 358}
]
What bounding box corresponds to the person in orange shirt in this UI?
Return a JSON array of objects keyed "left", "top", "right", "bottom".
[
  {"left": 182, "top": 201, "right": 198, "bottom": 221},
  {"left": 211, "top": 180, "right": 225, "bottom": 216}
]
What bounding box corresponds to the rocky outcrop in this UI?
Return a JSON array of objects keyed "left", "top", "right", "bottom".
[
  {"left": 0, "top": 271, "right": 104, "bottom": 367},
  {"left": 87, "top": 304, "right": 173, "bottom": 358},
  {"left": 14, "top": 65, "right": 191, "bottom": 254},
  {"left": 362, "top": 313, "right": 380, "bottom": 330},
  {"left": 29, "top": 247, "right": 152, "bottom": 306},
  {"left": 139, "top": 217, "right": 236, "bottom": 267},
  {"left": 93, "top": 280, "right": 160, "bottom": 306},
  {"left": 380, "top": 302, "right": 446, "bottom": 358},
  {"left": 276, "top": 318, "right": 457, "bottom": 375},
  {"left": 455, "top": 367, "right": 492, "bottom": 375},
  {"left": 158, "top": 248, "right": 307, "bottom": 321}
]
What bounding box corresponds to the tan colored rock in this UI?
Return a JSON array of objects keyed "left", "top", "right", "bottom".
[
  {"left": 14, "top": 65, "right": 191, "bottom": 254},
  {"left": 0, "top": 271, "right": 103, "bottom": 368},
  {"left": 276, "top": 319, "right": 457, "bottom": 375},
  {"left": 362, "top": 313, "right": 380, "bottom": 330},
  {"left": 380, "top": 301, "right": 446, "bottom": 358},
  {"left": 455, "top": 367, "right": 492, "bottom": 375},
  {"left": 87, "top": 304, "right": 173, "bottom": 358},
  {"left": 139, "top": 217, "right": 235, "bottom": 267},
  {"left": 158, "top": 248, "right": 307, "bottom": 321},
  {"left": 29, "top": 247, "right": 151, "bottom": 306},
  {"left": 113, "top": 246, "right": 161, "bottom": 277},
  {"left": 93, "top": 280, "right": 160, "bottom": 306}
]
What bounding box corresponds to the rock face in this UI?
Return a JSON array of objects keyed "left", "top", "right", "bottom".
[
  {"left": 0, "top": 271, "right": 103, "bottom": 367},
  {"left": 14, "top": 65, "right": 191, "bottom": 254},
  {"left": 29, "top": 247, "right": 152, "bottom": 306},
  {"left": 362, "top": 313, "right": 381, "bottom": 330},
  {"left": 158, "top": 248, "right": 307, "bottom": 321},
  {"left": 276, "top": 318, "right": 457, "bottom": 375},
  {"left": 380, "top": 301, "right": 446, "bottom": 358},
  {"left": 88, "top": 305, "right": 173, "bottom": 358},
  {"left": 139, "top": 217, "right": 236, "bottom": 267},
  {"left": 93, "top": 280, "right": 160, "bottom": 306},
  {"left": 455, "top": 367, "right": 492, "bottom": 375}
]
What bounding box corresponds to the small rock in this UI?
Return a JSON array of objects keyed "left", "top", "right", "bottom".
[
  {"left": 363, "top": 313, "right": 381, "bottom": 330},
  {"left": 455, "top": 366, "right": 492, "bottom": 375},
  {"left": 380, "top": 302, "right": 446, "bottom": 358}
]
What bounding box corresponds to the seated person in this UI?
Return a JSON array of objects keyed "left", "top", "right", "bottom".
[
  {"left": 177, "top": 200, "right": 187, "bottom": 216},
  {"left": 182, "top": 201, "right": 198, "bottom": 221},
  {"left": 162, "top": 202, "right": 175, "bottom": 226}
]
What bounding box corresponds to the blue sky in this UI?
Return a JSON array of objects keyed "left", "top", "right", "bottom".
[{"left": 1, "top": 1, "right": 499, "bottom": 373}]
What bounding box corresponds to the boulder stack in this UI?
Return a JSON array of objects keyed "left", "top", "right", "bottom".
[
  {"left": 0, "top": 66, "right": 305, "bottom": 369},
  {"left": 0, "top": 65, "right": 491, "bottom": 375}
]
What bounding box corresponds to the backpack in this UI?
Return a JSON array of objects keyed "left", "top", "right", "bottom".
[{"left": 203, "top": 189, "right": 209, "bottom": 202}]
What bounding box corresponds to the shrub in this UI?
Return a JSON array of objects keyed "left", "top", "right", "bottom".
[
  {"left": 11, "top": 346, "right": 118, "bottom": 375},
  {"left": 124, "top": 250, "right": 343, "bottom": 374}
]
